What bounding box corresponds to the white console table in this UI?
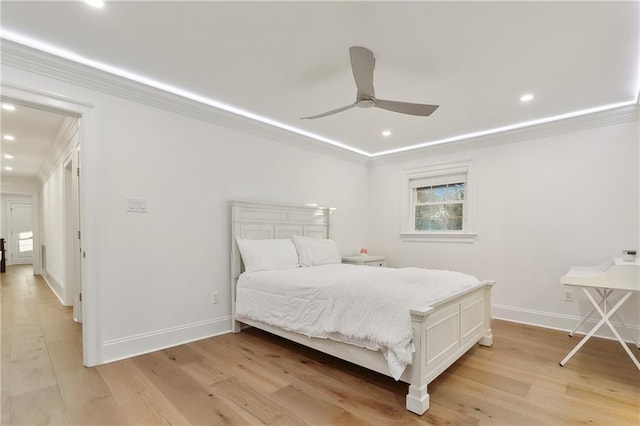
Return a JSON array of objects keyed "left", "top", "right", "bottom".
[{"left": 560, "top": 257, "right": 639, "bottom": 370}]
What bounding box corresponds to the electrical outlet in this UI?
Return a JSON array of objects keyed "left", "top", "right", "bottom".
[
  {"left": 211, "top": 291, "right": 220, "bottom": 304},
  {"left": 563, "top": 289, "right": 574, "bottom": 302}
]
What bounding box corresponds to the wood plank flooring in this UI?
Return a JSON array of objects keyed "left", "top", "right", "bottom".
[{"left": 2, "top": 264, "right": 639, "bottom": 425}]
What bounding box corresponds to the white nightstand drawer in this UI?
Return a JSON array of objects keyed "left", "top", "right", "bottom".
[{"left": 342, "top": 255, "right": 386, "bottom": 267}]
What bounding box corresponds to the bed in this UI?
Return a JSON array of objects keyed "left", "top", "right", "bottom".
[{"left": 230, "top": 200, "right": 494, "bottom": 415}]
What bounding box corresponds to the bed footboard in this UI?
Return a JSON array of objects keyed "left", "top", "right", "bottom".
[{"left": 406, "top": 280, "right": 494, "bottom": 415}]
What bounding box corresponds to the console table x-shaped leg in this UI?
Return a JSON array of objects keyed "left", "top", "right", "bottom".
[{"left": 560, "top": 287, "right": 639, "bottom": 370}]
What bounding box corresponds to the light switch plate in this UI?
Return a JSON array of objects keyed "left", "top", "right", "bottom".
[{"left": 126, "top": 197, "right": 148, "bottom": 213}]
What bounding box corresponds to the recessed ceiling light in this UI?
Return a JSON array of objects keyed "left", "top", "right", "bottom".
[
  {"left": 1, "top": 103, "right": 16, "bottom": 111},
  {"left": 83, "top": 0, "right": 105, "bottom": 8},
  {"left": 3, "top": 135, "right": 15, "bottom": 141},
  {"left": 520, "top": 93, "right": 534, "bottom": 102},
  {"left": 4, "top": 167, "right": 13, "bottom": 171},
  {"left": 382, "top": 130, "right": 392, "bottom": 137},
  {"left": 4, "top": 154, "right": 14, "bottom": 159}
]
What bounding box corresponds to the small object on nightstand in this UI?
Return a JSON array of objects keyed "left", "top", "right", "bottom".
[
  {"left": 342, "top": 255, "right": 385, "bottom": 267},
  {"left": 622, "top": 250, "right": 637, "bottom": 262},
  {"left": 360, "top": 247, "right": 368, "bottom": 257}
]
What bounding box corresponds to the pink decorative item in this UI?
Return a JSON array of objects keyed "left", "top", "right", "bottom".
[{"left": 360, "top": 248, "right": 368, "bottom": 257}]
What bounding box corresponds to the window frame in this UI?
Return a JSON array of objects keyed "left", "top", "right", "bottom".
[{"left": 401, "top": 160, "right": 477, "bottom": 243}]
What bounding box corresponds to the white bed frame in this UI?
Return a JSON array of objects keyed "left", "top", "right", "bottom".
[{"left": 230, "top": 200, "right": 494, "bottom": 415}]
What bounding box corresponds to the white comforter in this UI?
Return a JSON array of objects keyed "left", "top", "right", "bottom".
[{"left": 235, "top": 263, "right": 479, "bottom": 379}]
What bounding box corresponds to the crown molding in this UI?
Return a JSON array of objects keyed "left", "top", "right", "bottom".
[
  {"left": 0, "top": 39, "right": 369, "bottom": 165},
  {"left": 369, "top": 104, "right": 639, "bottom": 166},
  {"left": 2, "top": 38, "right": 636, "bottom": 167},
  {"left": 37, "top": 116, "right": 79, "bottom": 182}
]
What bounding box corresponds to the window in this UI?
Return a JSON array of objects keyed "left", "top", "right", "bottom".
[
  {"left": 414, "top": 182, "right": 465, "bottom": 231},
  {"left": 18, "top": 231, "right": 33, "bottom": 253},
  {"left": 402, "top": 161, "right": 476, "bottom": 242}
]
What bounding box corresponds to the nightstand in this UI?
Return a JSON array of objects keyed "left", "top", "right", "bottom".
[{"left": 342, "top": 255, "right": 386, "bottom": 267}]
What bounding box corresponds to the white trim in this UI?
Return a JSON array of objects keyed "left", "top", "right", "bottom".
[
  {"left": 400, "top": 232, "right": 477, "bottom": 243},
  {"left": 493, "top": 304, "right": 640, "bottom": 345},
  {"left": 409, "top": 173, "right": 467, "bottom": 189},
  {"left": 32, "top": 192, "right": 41, "bottom": 275},
  {"left": 38, "top": 117, "right": 79, "bottom": 183},
  {"left": 102, "top": 317, "right": 231, "bottom": 364},
  {"left": 1, "top": 36, "right": 638, "bottom": 162},
  {"left": 1, "top": 83, "right": 101, "bottom": 367},
  {"left": 41, "top": 271, "right": 67, "bottom": 306}
]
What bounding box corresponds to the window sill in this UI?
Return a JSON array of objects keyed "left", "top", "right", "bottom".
[{"left": 400, "top": 232, "right": 477, "bottom": 243}]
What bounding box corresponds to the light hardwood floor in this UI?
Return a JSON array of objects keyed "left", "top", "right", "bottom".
[{"left": 1, "top": 264, "right": 639, "bottom": 425}]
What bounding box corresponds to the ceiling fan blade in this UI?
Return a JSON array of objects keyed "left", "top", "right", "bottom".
[
  {"left": 374, "top": 99, "right": 439, "bottom": 116},
  {"left": 301, "top": 103, "right": 357, "bottom": 120},
  {"left": 349, "top": 46, "right": 375, "bottom": 98}
]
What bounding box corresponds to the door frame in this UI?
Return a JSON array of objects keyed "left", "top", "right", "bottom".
[
  {"left": 1, "top": 83, "right": 101, "bottom": 367},
  {"left": 63, "top": 147, "right": 82, "bottom": 321}
]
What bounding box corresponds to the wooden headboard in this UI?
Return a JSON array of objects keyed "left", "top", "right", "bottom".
[{"left": 230, "top": 200, "right": 334, "bottom": 331}]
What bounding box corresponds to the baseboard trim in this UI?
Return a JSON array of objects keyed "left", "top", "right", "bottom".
[
  {"left": 41, "top": 271, "right": 68, "bottom": 306},
  {"left": 102, "top": 316, "right": 232, "bottom": 364},
  {"left": 493, "top": 304, "right": 640, "bottom": 344}
]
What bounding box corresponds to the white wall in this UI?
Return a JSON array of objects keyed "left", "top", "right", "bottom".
[
  {"left": 36, "top": 118, "right": 80, "bottom": 306},
  {"left": 368, "top": 118, "right": 639, "bottom": 341},
  {"left": 98, "top": 98, "right": 370, "bottom": 360},
  {"left": 1, "top": 175, "right": 40, "bottom": 194},
  {"left": 2, "top": 63, "right": 371, "bottom": 363},
  {"left": 41, "top": 163, "right": 65, "bottom": 295},
  {"left": 41, "top": 168, "right": 62, "bottom": 277}
]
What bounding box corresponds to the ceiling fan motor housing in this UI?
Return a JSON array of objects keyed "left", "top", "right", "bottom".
[{"left": 357, "top": 98, "right": 376, "bottom": 108}]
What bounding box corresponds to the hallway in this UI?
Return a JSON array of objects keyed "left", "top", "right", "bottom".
[{"left": 1, "top": 264, "right": 107, "bottom": 425}]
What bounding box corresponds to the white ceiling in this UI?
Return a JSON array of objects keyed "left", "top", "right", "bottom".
[
  {"left": 1, "top": 1, "right": 638, "bottom": 158},
  {"left": 1, "top": 103, "right": 69, "bottom": 179}
]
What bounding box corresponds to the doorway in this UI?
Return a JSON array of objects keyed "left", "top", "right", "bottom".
[{"left": 2, "top": 83, "right": 99, "bottom": 367}]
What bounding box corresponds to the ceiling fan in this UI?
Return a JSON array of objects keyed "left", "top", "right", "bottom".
[{"left": 301, "top": 46, "right": 439, "bottom": 120}]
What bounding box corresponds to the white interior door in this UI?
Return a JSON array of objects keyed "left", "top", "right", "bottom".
[
  {"left": 74, "top": 145, "right": 82, "bottom": 323},
  {"left": 9, "top": 202, "right": 33, "bottom": 265}
]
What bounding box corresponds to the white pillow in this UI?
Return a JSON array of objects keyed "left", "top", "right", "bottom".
[
  {"left": 236, "top": 238, "right": 300, "bottom": 273},
  {"left": 292, "top": 235, "right": 342, "bottom": 266}
]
